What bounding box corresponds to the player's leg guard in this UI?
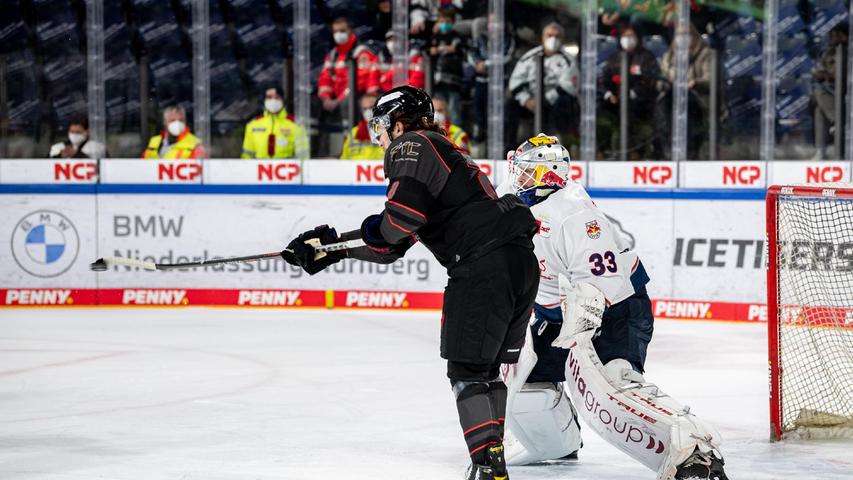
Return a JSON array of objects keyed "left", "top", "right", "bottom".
[
  {"left": 502, "top": 323, "right": 582, "bottom": 465},
  {"left": 565, "top": 339, "right": 724, "bottom": 480},
  {"left": 450, "top": 361, "right": 509, "bottom": 479}
]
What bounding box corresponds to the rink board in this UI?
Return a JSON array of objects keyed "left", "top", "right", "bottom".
[{"left": 0, "top": 185, "right": 773, "bottom": 321}]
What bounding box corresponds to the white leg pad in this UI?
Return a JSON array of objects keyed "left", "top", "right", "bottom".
[
  {"left": 504, "top": 382, "right": 582, "bottom": 465},
  {"left": 564, "top": 332, "right": 723, "bottom": 480},
  {"left": 502, "top": 322, "right": 583, "bottom": 466}
]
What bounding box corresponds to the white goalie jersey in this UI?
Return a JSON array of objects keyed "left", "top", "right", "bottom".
[{"left": 529, "top": 181, "right": 644, "bottom": 309}]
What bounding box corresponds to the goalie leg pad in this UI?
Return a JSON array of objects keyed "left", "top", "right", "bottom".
[
  {"left": 504, "top": 382, "right": 582, "bottom": 465},
  {"left": 564, "top": 333, "right": 723, "bottom": 480},
  {"left": 502, "top": 323, "right": 582, "bottom": 465}
]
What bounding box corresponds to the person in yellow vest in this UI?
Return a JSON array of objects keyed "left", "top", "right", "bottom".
[
  {"left": 340, "top": 93, "right": 384, "bottom": 160},
  {"left": 242, "top": 85, "right": 306, "bottom": 159},
  {"left": 142, "top": 105, "right": 207, "bottom": 159},
  {"left": 433, "top": 96, "right": 470, "bottom": 154}
]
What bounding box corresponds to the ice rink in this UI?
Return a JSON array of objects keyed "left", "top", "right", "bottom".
[{"left": 2, "top": 308, "right": 852, "bottom": 479}]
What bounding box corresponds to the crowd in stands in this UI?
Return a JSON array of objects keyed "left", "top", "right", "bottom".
[{"left": 1, "top": 0, "right": 849, "bottom": 161}]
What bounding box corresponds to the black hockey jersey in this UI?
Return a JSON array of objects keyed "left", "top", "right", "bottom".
[{"left": 356, "top": 129, "right": 537, "bottom": 269}]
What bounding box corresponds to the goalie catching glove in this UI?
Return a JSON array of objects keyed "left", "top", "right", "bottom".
[
  {"left": 552, "top": 280, "right": 606, "bottom": 349},
  {"left": 281, "top": 225, "right": 346, "bottom": 275}
]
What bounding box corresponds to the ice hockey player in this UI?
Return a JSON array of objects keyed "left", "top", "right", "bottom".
[
  {"left": 281, "top": 86, "right": 540, "bottom": 480},
  {"left": 499, "top": 134, "right": 729, "bottom": 480}
]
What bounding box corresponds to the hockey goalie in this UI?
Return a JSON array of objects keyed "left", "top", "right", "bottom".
[{"left": 499, "top": 134, "right": 729, "bottom": 480}]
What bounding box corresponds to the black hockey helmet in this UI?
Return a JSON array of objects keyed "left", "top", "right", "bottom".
[{"left": 368, "top": 85, "right": 434, "bottom": 144}]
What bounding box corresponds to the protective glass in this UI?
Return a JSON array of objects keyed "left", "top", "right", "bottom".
[{"left": 368, "top": 113, "right": 392, "bottom": 145}]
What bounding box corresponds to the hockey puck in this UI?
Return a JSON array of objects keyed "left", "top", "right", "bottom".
[{"left": 90, "top": 258, "right": 108, "bottom": 271}]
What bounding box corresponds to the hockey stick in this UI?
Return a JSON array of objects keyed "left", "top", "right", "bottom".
[{"left": 89, "top": 239, "right": 365, "bottom": 272}]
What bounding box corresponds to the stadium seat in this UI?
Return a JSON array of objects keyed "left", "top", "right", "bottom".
[
  {"left": 643, "top": 35, "right": 669, "bottom": 61},
  {"left": 3, "top": 49, "right": 41, "bottom": 132},
  {"left": 0, "top": 0, "right": 29, "bottom": 54}
]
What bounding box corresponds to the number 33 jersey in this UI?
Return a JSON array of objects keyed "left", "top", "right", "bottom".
[{"left": 529, "top": 182, "right": 649, "bottom": 308}]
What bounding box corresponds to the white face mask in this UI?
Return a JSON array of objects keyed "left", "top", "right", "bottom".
[
  {"left": 620, "top": 35, "right": 637, "bottom": 51},
  {"left": 265, "top": 98, "right": 283, "bottom": 114},
  {"left": 68, "top": 133, "right": 86, "bottom": 147},
  {"left": 362, "top": 108, "right": 373, "bottom": 122},
  {"left": 433, "top": 111, "right": 446, "bottom": 125},
  {"left": 386, "top": 41, "right": 395, "bottom": 53},
  {"left": 544, "top": 37, "right": 561, "bottom": 53},
  {"left": 333, "top": 32, "right": 350, "bottom": 45},
  {"left": 167, "top": 120, "right": 185, "bottom": 137}
]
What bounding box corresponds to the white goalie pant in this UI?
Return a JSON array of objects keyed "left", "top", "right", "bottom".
[
  {"left": 564, "top": 328, "right": 723, "bottom": 480},
  {"left": 502, "top": 327, "right": 583, "bottom": 466}
]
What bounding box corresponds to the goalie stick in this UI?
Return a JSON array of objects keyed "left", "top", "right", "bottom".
[{"left": 89, "top": 239, "right": 366, "bottom": 272}]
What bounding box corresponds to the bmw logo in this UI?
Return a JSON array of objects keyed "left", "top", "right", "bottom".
[{"left": 11, "top": 210, "right": 80, "bottom": 278}]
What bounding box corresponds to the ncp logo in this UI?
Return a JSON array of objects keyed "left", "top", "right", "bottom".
[{"left": 11, "top": 210, "right": 80, "bottom": 277}]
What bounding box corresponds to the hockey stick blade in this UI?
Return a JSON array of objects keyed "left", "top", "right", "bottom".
[
  {"left": 91, "top": 257, "right": 157, "bottom": 271},
  {"left": 91, "top": 239, "right": 365, "bottom": 272}
]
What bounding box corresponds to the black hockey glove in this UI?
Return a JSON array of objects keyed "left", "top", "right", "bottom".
[
  {"left": 281, "top": 225, "right": 346, "bottom": 275},
  {"left": 360, "top": 214, "right": 409, "bottom": 256}
]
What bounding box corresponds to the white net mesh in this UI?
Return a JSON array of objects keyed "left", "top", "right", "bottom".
[{"left": 775, "top": 185, "right": 853, "bottom": 438}]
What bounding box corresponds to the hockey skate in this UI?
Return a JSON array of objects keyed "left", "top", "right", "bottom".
[
  {"left": 674, "top": 447, "right": 728, "bottom": 480},
  {"left": 465, "top": 444, "right": 509, "bottom": 480}
]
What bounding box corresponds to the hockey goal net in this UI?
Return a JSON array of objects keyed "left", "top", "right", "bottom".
[{"left": 767, "top": 184, "right": 853, "bottom": 441}]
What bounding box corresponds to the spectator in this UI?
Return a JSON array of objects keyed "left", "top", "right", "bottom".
[
  {"left": 660, "top": 23, "right": 715, "bottom": 159},
  {"left": 142, "top": 105, "right": 207, "bottom": 159},
  {"left": 433, "top": 95, "right": 470, "bottom": 154},
  {"left": 317, "top": 17, "right": 381, "bottom": 113},
  {"left": 378, "top": 31, "right": 426, "bottom": 91},
  {"left": 369, "top": 0, "right": 392, "bottom": 41},
  {"left": 409, "top": 0, "right": 465, "bottom": 39},
  {"left": 241, "top": 85, "right": 305, "bottom": 159},
  {"left": 340, "top": 93, "right": 384, "bottom": 160},
  {"left": 467, "top": 15, "right": 515, "bottom": 143},
  {"left": 430, "top": 8, "right": 466, "bottom": 124},
  {"left": 49, "top": 115, "right": 107, "bottom": 159},
  {"left": 506, "top": 21, "right": 579, "bottom": 149},
  {"left": 316, "top": 16, "right": 381, "bottom": 157},
  {"left": 813, "top": 23, "right": 848, "bottom": 156},
  {"left": 599, "top": 23, "right": 663, "bottom": 160}
]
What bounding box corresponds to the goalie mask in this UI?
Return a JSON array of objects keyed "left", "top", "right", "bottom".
[{"left": 508, "top": 134, "right": 571, "bottom": 206}]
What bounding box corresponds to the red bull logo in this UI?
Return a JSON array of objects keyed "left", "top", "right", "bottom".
[
  {"left": 540, "top": 170, "right": 565, "bottom": 187},
  {"left": 586, "top": 220, "right": 601, "bottom": 239}
]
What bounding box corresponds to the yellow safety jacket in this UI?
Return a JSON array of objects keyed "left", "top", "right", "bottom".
[
  {"left": 142, "top": 130, "right": 205, "bottom": 159},
  {"left": 447, "top": 123, "right": 471, "bottom": 154},
  {"left": 242, "top": 110, "right": 305, "bottom": 159},
  {"left": 340, "top": 122, "right": 384, "bottom": 160}
]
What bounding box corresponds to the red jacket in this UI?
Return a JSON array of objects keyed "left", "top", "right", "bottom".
[
  {"left": 318, "top": 34, "right": 380, "bottom": 101},
  {"left": 379, "top": 50, "right": 425, "bottom": 91}
]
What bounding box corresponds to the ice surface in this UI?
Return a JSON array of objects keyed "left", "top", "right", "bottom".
[{"left": 1, "top": 308, "right": 852, "bottom": 479}]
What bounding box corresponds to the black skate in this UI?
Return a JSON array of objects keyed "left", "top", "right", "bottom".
[
  {"left": 465, "top": 444, "right": 509, "bottom": 480},
  {"left": 675, "top": 448, "right": 728, "bottom": 480}
]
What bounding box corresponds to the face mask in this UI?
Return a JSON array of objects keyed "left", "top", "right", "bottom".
[
  {"left": 620, "top": 35, "right": 637, "bottom": 51},
  {"left": 438, "top": 23, "right": 453, "bottom": 34},
  {"left": 333, "top": 32, "right": 350, "bottom": 45},
  {"left": 167, "top": 120, "right": 185, "bottom": 137},
  {"left": 362, "top": 108, "right": 373, "bottom": 122},
  {"left": 433, "top": 112, "right": 446, "bottom": 125},
  {"left": 265, "top": 98, "right": 283, "bottom": 114},
  {"left": 68, "top": 133, "right": 86, "bottom": 147},
  {"left": 544, "top": 37, "right": 561, "bottom": 52},
  {"left": 386, "top": 41, "right": 395, "bottom": 53}
]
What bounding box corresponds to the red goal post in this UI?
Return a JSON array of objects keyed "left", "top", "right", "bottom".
[{"left": 766, "top": 184, "right": 853, "bottom": 441}]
